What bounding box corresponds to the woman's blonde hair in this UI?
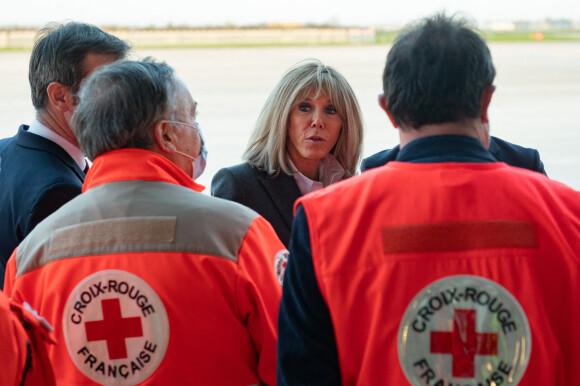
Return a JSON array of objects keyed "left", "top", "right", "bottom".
[{"left": 243, "top": 59, "right": 363, "bottom": 178}]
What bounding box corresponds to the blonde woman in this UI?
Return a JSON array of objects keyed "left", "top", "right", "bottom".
[{"left": 211, "top": 60, "right": 363, "bottom": 246}]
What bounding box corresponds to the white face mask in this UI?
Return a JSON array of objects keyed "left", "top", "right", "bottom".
[{"left": 164, "top": 120, "right": 208, "bottom": 180}]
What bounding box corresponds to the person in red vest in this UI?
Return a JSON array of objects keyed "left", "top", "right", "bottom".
[
  {"left": 4, "top": 59, "right": 285, "bottom": 385},
  {"left": 0, "top": 290, "right": 56, "bottom": 386},
  {"left": 277, "top": 13, "right": 580, "bottom": 385}
]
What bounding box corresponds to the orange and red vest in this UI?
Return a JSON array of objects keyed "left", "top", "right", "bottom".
[
  {"left": 299, "top": 160, "right": 580, "bottom": 384},
  {"left": 5, "top": 149, "right": 284, "bottom": 385},
  {"left": 0, "top": 290, "right": 56, "bottom": 386}
]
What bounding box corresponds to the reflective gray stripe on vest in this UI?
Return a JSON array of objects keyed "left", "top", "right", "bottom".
[
  {"left": 49, "top": 216, "right": 177, "bottom": 255},
  {"left": 15, "top": 180, "right": 259, "bottom": 279}
]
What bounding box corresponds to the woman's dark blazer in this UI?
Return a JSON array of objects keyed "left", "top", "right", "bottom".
[{"left": 211, "top": 163, "right": 301, "bottom": 247}]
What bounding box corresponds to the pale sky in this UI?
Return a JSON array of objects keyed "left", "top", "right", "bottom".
[{"left": 1, "top": 0, "right": 580, "bottom": 28}]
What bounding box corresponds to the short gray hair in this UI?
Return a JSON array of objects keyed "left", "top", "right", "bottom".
[
  {"left": 72, "top": 58, "right": 182, "bottom": 160},
  {"left": 243, "top": 59, "right": 363, "bottom": 177}
]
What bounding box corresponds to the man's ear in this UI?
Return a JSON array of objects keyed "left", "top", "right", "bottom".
[
  {"left": 480, "top": 85, "right": 496, "bottom": 124},
  {"left": 46, "top": 82, "right": 75, "bottom": 112},
  {"left": 153, "top": 120, "right": 178, "bottom": 154},
  {"left": 378, "top": 94, "right": 398, "bottom": 128}
]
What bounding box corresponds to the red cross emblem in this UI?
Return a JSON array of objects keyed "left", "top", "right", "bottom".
[
  {"left": 85, "top": 298, "right": 143, "bottom": 360},
  {"left": 430, "top": 309, "right": 498, "bottom": 378}
]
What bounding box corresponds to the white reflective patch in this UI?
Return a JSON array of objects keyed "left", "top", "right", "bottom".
[
  {"left": 63, "top": 270, "right": 169, "bottom": 385},
  {"left": 274, "top": 249, "right": 289, "bottom": 285},
  {"left": 398, "top": 275, "right": 531, "bottom": 385}
]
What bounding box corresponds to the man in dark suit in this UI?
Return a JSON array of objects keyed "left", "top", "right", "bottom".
[
  {"left": 0, "top": 22, "right": 129, "bottom": 287},
  {"left": 361, "top": 136, "right": 546, "bottom": 174}
]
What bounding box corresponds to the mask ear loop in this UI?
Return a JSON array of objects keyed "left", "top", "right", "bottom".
[
  {"left": 163, "top": 120, "right": 207, "bottom": 179},
  {"left": 173, "top": 150, "right": 196, "bottom": 161}
]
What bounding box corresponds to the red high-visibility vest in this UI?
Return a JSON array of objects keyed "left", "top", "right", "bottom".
[
  {"left": 299, "top": 161, "right": 580, "bottom": 385},
  {"left": 5, "top": 149, "right": 284, "bottom": 385},
  {"left": 0, "top": 290, "right": 56, "bottom": 386}
]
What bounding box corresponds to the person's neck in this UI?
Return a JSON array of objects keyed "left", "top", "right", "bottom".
[
  {"left": 293, "top": 158, "right": 320, "bottom": 181},
  {"left": 399, "top": 120, "right": 489, "bottom": 150},
  {"left": 36, "top": 109, "right": 79, "bottom": 147}
]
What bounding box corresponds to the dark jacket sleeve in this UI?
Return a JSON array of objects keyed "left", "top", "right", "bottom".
[
  {"left": 360, "top": 158, "right": 372, "bottom": 172},
  {"left": 488, "top": 136, "right": 547, "bottom": 176},
  {"left": 211, "top": 164, "right": 298, "bottom": 248},
  {"left": 527, "top": 149, "right": 546, "bottom": 175},
  {"left": 360, "top": 147, "right": 400, "bottom": 172},
  {"left": 211, "top": 167, "right": 248, "bottom": 206},
  {"left": 26, "top": 183, "right": 82, "bottom": 237},
  {"left": 277, "top": 204, "right": 340, "bottom": 385}
]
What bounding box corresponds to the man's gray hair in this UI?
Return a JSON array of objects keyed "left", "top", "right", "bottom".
[{"left": 72, "top": 58, "right": 182, "bottom": 160}]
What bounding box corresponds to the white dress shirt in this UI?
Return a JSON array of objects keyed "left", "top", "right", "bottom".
[{"left": 28, "top": 118, "right": 88, "bottom": 170}]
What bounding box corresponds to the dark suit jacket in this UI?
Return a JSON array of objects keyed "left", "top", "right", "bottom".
[
  {"left": 360, "top": 135, "right": 546, "bottom": 174},
  {"left": 0, "top": 125, "right": 85, "bottom": 287},
  {"left": 211, "top": 163, "right": 301, "bottom": 247}
]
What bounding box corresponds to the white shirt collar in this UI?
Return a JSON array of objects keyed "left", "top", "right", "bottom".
[
  {"left": 28, "top": 118, "right": 87, "bottom": 170},
  {"left": 290, "top": 154, "right": 345, "bottom": 195}
]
